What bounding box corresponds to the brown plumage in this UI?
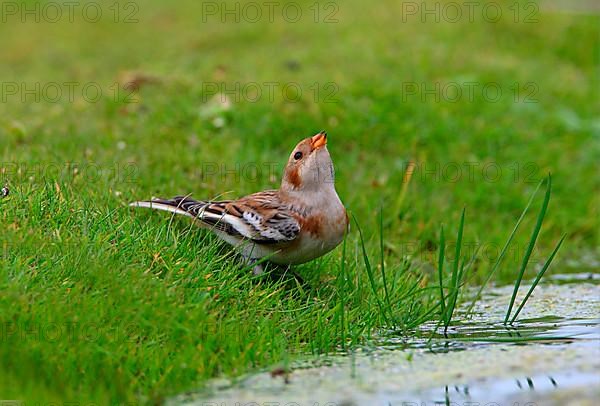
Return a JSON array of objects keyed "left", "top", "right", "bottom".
[{"left": 130, "top": 131, "right": 348, "bottom": 273}]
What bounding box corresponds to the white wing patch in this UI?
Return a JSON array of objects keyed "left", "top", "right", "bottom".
[
  {"left": 242, "top": 211, "right": 262, "bottom": 230},
  {"left": 242, "top": 211, "right": 299, "bottom": 242},
  {"left": 222, "top": 213, "right": 257, "bottom": 239}
]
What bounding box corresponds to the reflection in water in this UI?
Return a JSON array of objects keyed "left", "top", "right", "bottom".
[
  {"left": 438, "top": 375, "right": 566, "bottom": 405},
  {"left": 178, "top": 282, "right": 600, "bottom": 406}
]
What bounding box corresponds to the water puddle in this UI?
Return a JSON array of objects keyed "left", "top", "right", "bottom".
[{"left": 174, "top": 279, "right": 600, "bottom": 406}]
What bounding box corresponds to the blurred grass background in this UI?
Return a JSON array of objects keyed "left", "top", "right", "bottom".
[{"left": 0, "top": 0, "right": 598, "bottom": 403}]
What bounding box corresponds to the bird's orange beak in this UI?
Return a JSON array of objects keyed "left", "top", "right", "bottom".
[{"left": 311, "top": 131, "right": 327, "bottom": 150}]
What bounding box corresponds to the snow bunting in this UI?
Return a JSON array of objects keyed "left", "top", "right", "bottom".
[{"left": 130, "top": 131, "right": 348, "bottom": 273}]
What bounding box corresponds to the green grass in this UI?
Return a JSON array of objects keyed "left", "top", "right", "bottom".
[
  {"left": 435, "top": 175, "right": 566, "bottom": 334},
  {"left": 0, "top": 0, "right": 598, "bottom": 403}
]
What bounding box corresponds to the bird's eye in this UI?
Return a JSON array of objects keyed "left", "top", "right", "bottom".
[{"left": 294, "top": 151, "right": 303, "bottom": 160}]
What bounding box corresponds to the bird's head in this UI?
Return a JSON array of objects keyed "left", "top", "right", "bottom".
[{"left": 281, "top": 131, "right": 335, "bottom": 192}]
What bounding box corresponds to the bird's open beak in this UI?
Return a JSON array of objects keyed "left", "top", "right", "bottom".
[{"left": 311, "top": 131, "right": 327, "bottom": 151}]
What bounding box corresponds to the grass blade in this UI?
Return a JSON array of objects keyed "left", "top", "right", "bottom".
[
  {"left": 337, "top": 231, "right": 348, "bottom": 350},
  {"left": 449, "top": 209, "right": 466, "bottom": 291},
  {"left": 352, "top": 215, "right": 392, "bottom": 326},
  {"left": 466, "top": 178, "right": 544, "bottom": 315},
  {"left": 444, "top": 208, "right": 465, "bottom": 330},
  {"left": 510, "top": 234, "right": 566, "bottom": 324},
  {"left": 445, "top": 260, "right": 465, "bottom": 332},
  {"left": 379, "top": 206, "right": 392, "bottom": 311},
  {"left": 437, "top": 226, "right": 446, "bottom": 318},
  {"left": 504, "top": 174, "right": 552, "bottom": 324}
]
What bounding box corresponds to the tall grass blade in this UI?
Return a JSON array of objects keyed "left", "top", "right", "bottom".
[
  {"left": 338, "top": 231, "right": 348, "bottom": 350},
  {"left": 504, "top": 174, "right": 552, "bottom": 324},
  {"left": 379, "top": 207, "right": 392, "bottom": 311},
  {"left": 510, "top": 234, "right": 566, "bottom": 324},
  {"left": 446, "top": 260, "right": 466, "bottom": 325},
  {"left": 444, "top": 208, "right": 465, "bottom": 331},
  {"left": 352, "top": 215, "right": 392, "bottom": 326},
  {"left": 437, "top": 226, "right": 446, "bottom": 318},
  {"left": 466, "top": 179, "right": 544, "bottom": 314},
  {"left": 449, "top": 209, "right": 466, "bottom": 290}
]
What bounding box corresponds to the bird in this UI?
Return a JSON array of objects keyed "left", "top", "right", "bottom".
[{"left": 130, "top": 131, "right": 348, "bottom": 274}]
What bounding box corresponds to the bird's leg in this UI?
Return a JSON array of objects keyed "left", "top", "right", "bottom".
[
  {"left": 252, "top": 262, "right": 265, "bottom": 276},
  {"left": 267, "top": 263, "right": 305, "bottom": 285},
  {"left": 241, "top": 256, "right": 305, "bottom": 286},
  {"left": 240, "top": 255, "right": 266, "bottom": 275}
]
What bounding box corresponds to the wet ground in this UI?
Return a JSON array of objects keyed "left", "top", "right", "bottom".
[{"left": 175, "top": 276, "right": 600, "bottom": 406}]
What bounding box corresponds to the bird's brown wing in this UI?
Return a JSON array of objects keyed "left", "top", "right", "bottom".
[
  {"left": 138, "top": 191, "right": 300, "bottom": 244},
  {"left": 233, "top": 191, "right": 301, "bottom": 243}
]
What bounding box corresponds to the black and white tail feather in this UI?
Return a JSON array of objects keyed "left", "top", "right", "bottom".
[
  {"left": 130, "top": 196, "right": 202, "bottom": 219},
  {"left": 130, "top": 196, "right": 237, "bottom": 235},
  {"left": 129, "top": 194, "right": 300, "bottom": 245}
]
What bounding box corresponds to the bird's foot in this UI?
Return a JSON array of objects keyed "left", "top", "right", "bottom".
[
  {"left": 252, "top": 262, "right": 266, "bottom": 276},
  {"left": 243, "top": 257, "right": 306, "bottom": 286}
]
